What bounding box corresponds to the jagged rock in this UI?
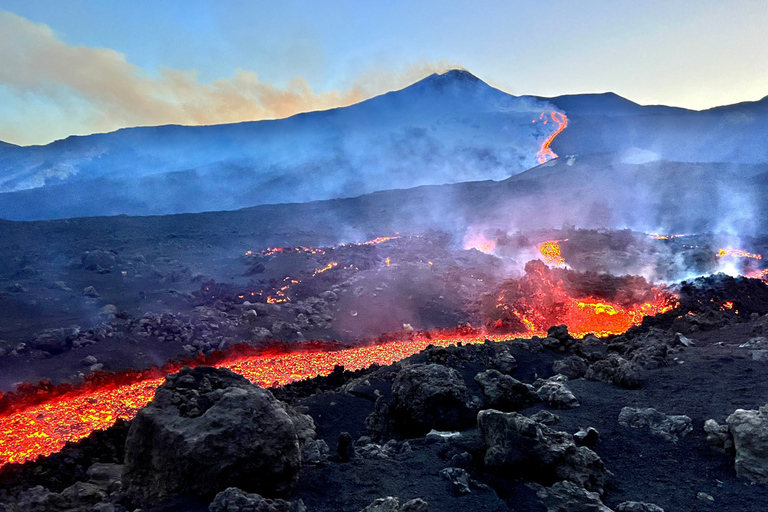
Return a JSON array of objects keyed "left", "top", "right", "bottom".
[
  {"left": 2, "top": 486, "right": 53, "bottom": 512},
  {"left": 399, "top": 499, "right": 429, "bottom": 512},
  {"left": 440, "top": 467, "right": 472, "bottom": 494},
  {"left": 59, "top": 481, "right": 109, "bottom": 508},
  {"left": 618, "top": 407, "right": 692, "bottom": 443},
  {"left": 726, "top": 404, "right": 768, "bottom": 484},
  {"left": 530, "top": 410, "right": 561, "bottom": 426},
  {"left": 534, "top": 374, "right": 580, "bottom": 408},
  {"left": 30, "top": 327, "right": 79, "bottom": 353},
  {"left": 478, "top": 409, "right": 609, "bottom": 493},
  {"left": 208, "top": 487, "right": 307, "bottom": 512},
  {"left": 574, "top": 428, "right": 600, "bottom": 447},
  {"left": 123, "top": 366, "right": 303, "bottom": 507},
  {"left": 585, "top": 354, "right": 642, "bottom": 389},
  {"left": 251, "top": 327, "right": 273, "bottom": 342},
  {"left": 536, "top": 480, "right": 613, "bottom": 512},
  {"left": 357, "top": 497, "right": 428, "bottom": 512},
  {"left": 703, "top": 419, "right": 733, "bottom": 454},
  {"left": 359, "top": 497, "right": 401, "bottom": 512},
  {"left": 243, "top": 310, "right": 259, "bottom": 323},
  {"left": 548, "top": 325, "right": 573, "bottom": 344},
  {"left": 493, "top": 350, "right": 518, "bottom": 374},
  {"left": 615, "top": 501, "right": 665, "bottom": 512},
  {"left": 553, "top": 356, "right": 589, "bottom": 379},
  {"left": 389, "top": 363, "right": 478, "bottom": 437},
  {"left": 474, "top": 369, "right": 540, "bottom": 411}
]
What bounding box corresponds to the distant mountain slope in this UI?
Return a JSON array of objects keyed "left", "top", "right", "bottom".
[
  {"left": 540, "top": 93, "right": 768, "bottom": 163},
  {"left": 0, "top": 70, "right": 560, "bottom": 220}
]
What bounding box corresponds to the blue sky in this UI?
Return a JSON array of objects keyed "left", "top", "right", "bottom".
[{"left": 1, "top": 0, "right": 767, "bottom": 145}]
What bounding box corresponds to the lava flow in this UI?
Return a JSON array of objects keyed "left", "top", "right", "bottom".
[
  {"left": 0, "top": 258, "right": 679, "bottom": 469},
  {"left": 489, "top": 260, "right": 677, "bottom": 338},
  {"left": 536, "top": 112, "right": 568, "bottom": 163},
  {"left": 0, "top": 330, "right": 497, "bottom": 468}
]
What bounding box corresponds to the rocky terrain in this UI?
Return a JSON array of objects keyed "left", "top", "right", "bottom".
[{"left": 2, "top": 274, "right": 768, "bottom": 511}]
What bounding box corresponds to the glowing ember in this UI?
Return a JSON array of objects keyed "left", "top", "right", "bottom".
[
  {"left": 312, "top": 262, "right": 338, "bottom": 277},
  {"left": 536, "top": 112, "right": 568, "bottom": 163},
  {"left": 648, "top": 234, "right": 687, "bottom": 240},
  {"left": 385, "top": 257, "right": 391, "bottom": 267},
  {"left": 539, "top": 240, "right": 565, "bottom": 266},
  {"left": 464, "top": 234, "right": 497, "bottom": 254},
  {"left": 717, "top": 248, "right": 762, "bottom": 260}
]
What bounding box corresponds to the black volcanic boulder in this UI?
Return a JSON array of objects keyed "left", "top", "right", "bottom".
[
  {"left": 123, "top": 366, "right": 302, "bottom": 508},
  {"left": 474, "top": 369, "right": 539, "bottom": 412},
  {"left": 209, "top": 487, "right": 307, "bottom": 512},
  {"left": 478, "top": 409, "right": 609, "bottom": 493},
  {"left": 389, "top": 363, "right": 478, "bottom": 437}
]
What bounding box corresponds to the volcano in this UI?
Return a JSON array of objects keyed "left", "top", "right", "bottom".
[{"left": 0, "top": 70, "right": 560, "bottom": 220}]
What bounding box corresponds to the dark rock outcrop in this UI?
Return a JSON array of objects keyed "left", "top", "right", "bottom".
[
  {"left": 478, "top": 409, "right": 609, "bottom": 493},
  {"left": 123, "top": 366, "right": 303, "bottom": 508},
  {"left": 474, "top": 369, "right": 539, "bottom": 412},
  {"left": 208, "top": 487, "right": 307, "bottom": 512},
  {"left": 388, "top": 363, "right": 478, "bottom": 437},
  {"left": 536, "top": 480, "right": 612, "bottom": 512},
  {"left": 726, "top": 404, "right": 768, "bottom": 484},
  {"left": 617, "top": 407, "right": 692, "bottom": 443},
  {"left": 586, "top": 355, "right": 642, "bottom": 389}
]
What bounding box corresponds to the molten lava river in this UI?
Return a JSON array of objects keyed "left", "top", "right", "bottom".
[{"left": 0, "top": 276, "right": 676, "bottom": 468}]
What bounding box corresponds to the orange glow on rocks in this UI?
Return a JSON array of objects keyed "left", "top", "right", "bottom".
[
  {"left": 536, "top": 112, "right": 568, "bottom": 163},
  {"left": 464, "top": 234, "right": 497, "bottom": 254},
  {"left": 490, "top": 261, "right": 677, "bottom": 338}
]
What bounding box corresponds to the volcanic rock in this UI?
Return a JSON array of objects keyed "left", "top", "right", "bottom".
[
  {"left": 474, "top": 369, "right": 540, "bottom": 411},
  {"left": 439, "top": 466, "right": 472, "bottom": 494},
  {"left": 703, "top": 419, "right": 733, "bottom": 454},
  {"left": 123, "top": 366, "right": 303, "bottom": 507},
  {"left": 208, "top": 487, "right": 307, "bottom": 512},
  {"left": 493, "top": 350, "right": 518, "bottom": 374},
  {"left": 574, "top": 427, "right": 600, "bottom": 447},
  {"left": 357, "top": 497, "right": 428, "bottom": 512},
  {"left": 614, "top": 501, "right": 665, "bottom": 512},
  {"left": 536, "top": 480, "right": 612, "bottom": 512},
  {"left": 478, "top": 409, "right": 609, "bottom": 493},
  {"left": 585, "top": 354, "right": 642, "bottom": 389},
  {"left": 553, "top": 356, "right": 589, "bottom": 379},
  {"left": 388, "top": 363, "right": 478, "bottom": 437},
  {"left": 30, "top": 327, "right": 78, "bottom": 354},
  {"left": 617, "top": 407, "right": 692, "bottom": 443},
  {"left": 725, "top": 404, "right": 768, "bottom": 484},
  {"left": 534, "top": 374, "right": 580, "bottom": 408}
]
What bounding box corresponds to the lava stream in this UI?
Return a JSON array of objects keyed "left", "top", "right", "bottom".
[{"left": 536, "top": 112, "right": 568, "bottom": 163}]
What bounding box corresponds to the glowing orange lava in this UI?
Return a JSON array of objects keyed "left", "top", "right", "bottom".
[
  {"left": 0, "top": 331, "right": 499, "bottom": 468},
  {"left": 717, "top": 248, "right": 762, "bottom": 260},
  {"left": 539, "top": 240, "right": 565, "bottom": 266},
  {"left": 464, "top": 234, "right": 497, "bottom": 254},
  {"left": 492, "top": 261, "right": 677, "bottom": 339},
  {"left": 536, "top": 112, "right": 568, "bottom": 163}
]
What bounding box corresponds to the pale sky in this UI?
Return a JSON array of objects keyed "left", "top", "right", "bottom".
[{"left": 1, "top": 0, "right": 767, "bottom": 146}]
